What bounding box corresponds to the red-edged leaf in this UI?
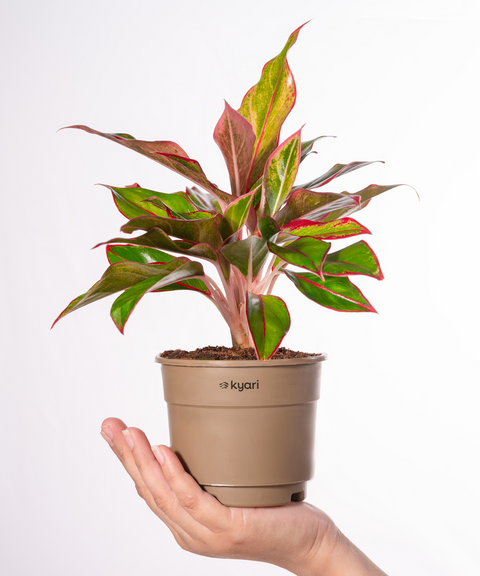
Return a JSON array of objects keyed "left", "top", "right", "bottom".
[
  {"left": 185, "top": 186, "right": 222, "bottom": 213},
  {"left": 246, "top": 293, "right": 291, "bottom": 360},
  {"left": 106, "top": 244, "right": 211, "bottom": 295},
  {"left": 220, "top": 192, "right": 255, "bottom": 238},
  {"left": 95, "top": 229, "right": 218, "bottom": 262},
  {"left": 110, "top": 261, "right": 209, "bottom": 333},
  {"left": 300, "top": 136, "right": 334, "bottom": 163},
  {"left": 214, "top": 101, "right": 256, "bottom": 197},
  {"left": 281, "top": 218, "right": 371, "bottom": 240},
  {"left": 262, "top": 129, "right": 301, "bottom": 217},
  {"left": 103, "top": 185, "right": 195, "bottom": 220},
  {"left": 120, "top": 213, "right": 224, "bottom": 250},
  {"left": 221, "top": 236, "right": 269, "bottom": 279},
  {"left": 323, "top": 240, "right": 384, "bottom": 280},
  {"left": 238, "top": 24, "right": 305, "bottom": 188},
  {"left": 275, "top": 189, "right": 360, "bottom": 226},
  {"left": 267, "top": 237, "right": 330, "bottom": 278},
  {"left": 293, "top": 161, "right": 382, "bottom": 191},
  {"left": 66, "top": 125, "right": 231, "bottom": 205},
  {"left": 107, "top": 244, "right": 174, "bottom": 264},
  {"left": 284, "top": 270, "right": 376, "bottom": 313},
  {"left": 52, "top": 258, "right": 195, "bottom": 326},
  {"left": 323, "top": 184, "right": 405, "bottom": 222}
]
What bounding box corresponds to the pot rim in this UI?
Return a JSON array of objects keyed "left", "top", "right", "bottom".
[{"left": 155, "top": 353, "right": 327, "bottom": 367}]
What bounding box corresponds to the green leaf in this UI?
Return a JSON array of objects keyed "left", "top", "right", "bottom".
[
  {"left": 52, "top": 258, "right": 196, "bottom": 325},
  {"left": 238, "top": 24, "right": 305, "bottom": 187},
  {"left": 213, "top": 101, "right": 256, "bottom": 197},
  {"left": 284, "top": 270, "right": 376, "bottom": 312},
  {"left": 275, "top": 189, "right": 360, "bottom": 226},
  {"left": 110, "top": 273, "right": 210, "bottom": 333},
  {"left": 323, "top": 240, "right": 384, "bottom": 280},
  {"left": 105, "top": 185, "right": 195, "bottom": 219},
  {"left": 110, "top": 260, "right": 209, "bottom": 333},
  {"left": 66, "top": 125, "right": 232, "bottom": 205},
  {"left": 281, "top": 218, "right": 371, "bottom": 240},
  {"left": 263, "top": 129, "right": 301, "bottom": 217},
  {"left": 221, "top": 236, "right": 269, "bottom": 279},
  {"left": 96, "top": 229, "right": 218, "bottom": 262},
  {"left": 142, "top": 195, "right": 215, "bottom": 221},
  {"left": 322, "top": 184, "right": 404, "bottom": 222},
  {"left": 258, "top": 216, "right": 280, "bottom": 239},
  {"left": 267, "top": 237, "right": 330, "bottom": 278},
  {"left": 185, "top": 186, "right": 222, "bottom": 213},
  {"left": 220, "top": 192, "right": 255, "bottom": 238},
  {"left": 246, "top": 293, "right": 290, "bottom": 360},
  {"left": 121, "top": 213, "right": 224, "bottom": 250},
  {"left": 107, "top": 244, "right": 174, "bottom": 264},
  {"left": 300, "top": 136, "right": 334, "bottom": 163},
  {"left": 293, "top": 161, "right": 382, "bottom": 191}
]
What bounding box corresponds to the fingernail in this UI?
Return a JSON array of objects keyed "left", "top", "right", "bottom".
[
  {"left": 152, "top": 445, "right": 165, "bottom": 465},
  {"left": 122, "top": 429, "right": 134, "bottom": 450},
  {"left": 100, "top": 430, "right": 114, "bottom": 446},
  {"left": 101, "top": 425, "right": 114, "bottom": 440}
]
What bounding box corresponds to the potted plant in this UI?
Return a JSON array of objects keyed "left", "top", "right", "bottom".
[{"left": 53, "top": 23, "right": 401, "bottom": 507}]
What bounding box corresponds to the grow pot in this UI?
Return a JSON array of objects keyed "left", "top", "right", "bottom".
[{"left": 156, "top": 354, "right": 326, "bottom": 507}]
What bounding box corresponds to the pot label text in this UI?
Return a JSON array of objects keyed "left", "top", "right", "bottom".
[{"left": 219, "top": 380, "right": 259, "bottom": 391}]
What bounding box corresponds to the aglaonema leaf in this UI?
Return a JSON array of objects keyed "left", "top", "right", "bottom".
[
  {"left": 322, "top": 184, "right": 405, "bottom": 222},
  {"left": 66, "top": 125, "right": 232, "bottom": 205},
  {"left": 52, "top": 258, "right": 197, "bottom": 326},
  {"left": 246, "top": 293, "right": 290, "bottom": 360},
  {"left": 105, "top": 185, "right": 196, "bottom": 220},
  {"left": 267, "top": 237, "right": 330, "bottom": 278},
  {"left": 323, "top": 240, "right": 384, "bottom": 280},
  {"left": 121, "top": 213, "right": 224, "bottom": 249},
  {"left": 220, "top": 192, "right": 255, "bottom": 239},
  {"left": 284, "top": 270, "right": 376, "bottom": 312},
  {"left": 221, "top": 236, "right": 269, "bottom": 279},
  {"left": 213, "top": 101, "right": 256, "bottom": 197},
  {"left": 293, "top": 161, "right": 382, "bottom": 191},
  {"left": 107, "top": 244, "right": 174, "bottom": 264},
  {"left": 110, "top": 261, "right": 209, "bottom": 333},
  {"left": 238, "top": 23, "right": 305, "bottom": 188},
  {"left": 262, "top": 129, "right": 301, "bottom": 217},
  {"left": 275, "top": 189, "right": 360, "bottom": 226},
  {"left": 107, "top": 243, "right": 210, "bottom": 292},
  {"left": 300, "top": 136, "right": 334, "bottom": 163},
  {"left": 185, "top": 186, "right": 222, "bottom": 213},
  {"left": 95, "top": 228, "right": 218, "bottom": 262},
  {"left": 281, "top": 218, "right": 371, "bottom": 240},
  {"left": 258, "top": 216, "right": 280, "bottom": 240}
]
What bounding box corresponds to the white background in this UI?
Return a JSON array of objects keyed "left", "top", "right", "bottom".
[{"left": 1, "top": 1, "right": 479, "bottom": 574}]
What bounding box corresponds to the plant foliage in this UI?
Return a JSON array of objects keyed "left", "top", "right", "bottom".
[{"left": 54, "top": 24, "right": 403, "bottom": 359}]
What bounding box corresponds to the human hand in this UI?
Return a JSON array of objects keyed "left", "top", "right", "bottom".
[{"left": 100, "top": 418, "right": 387, "bottom": 576}]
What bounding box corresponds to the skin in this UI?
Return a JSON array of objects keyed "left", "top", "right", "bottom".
[{"left": 100, "top": 417, "right": 388, "bottom": 576}]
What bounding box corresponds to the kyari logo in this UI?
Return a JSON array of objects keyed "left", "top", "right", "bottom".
[{"left": 218, "top": 380, "right": 259, "bottom": 391}]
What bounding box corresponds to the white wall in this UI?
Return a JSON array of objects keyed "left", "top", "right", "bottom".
[{"left": 1, "top": 1, "right": 479, "bottom": 574}]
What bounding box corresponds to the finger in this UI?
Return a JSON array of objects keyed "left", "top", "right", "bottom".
[
  {"left": 125, "top": 427, "right": 209, "bottom": 540},
  {"left": 100, "top": 418, "right": 183, "bottom": 539},
  {"left": 156, "top": 444, "right": 232, "bottom": 533}
]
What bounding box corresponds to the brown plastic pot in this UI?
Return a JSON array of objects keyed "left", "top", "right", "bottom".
[{"left": 156, "top": 354, "right": 326, "bottom": 507}]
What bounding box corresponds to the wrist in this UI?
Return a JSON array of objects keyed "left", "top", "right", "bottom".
[{"left": 306, "top": 525, "right": 389, "bottom": 576}]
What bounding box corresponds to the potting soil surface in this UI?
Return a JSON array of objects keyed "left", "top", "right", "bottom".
[{"left": 159, "top": 346, "right": 319, "bottom": 361}]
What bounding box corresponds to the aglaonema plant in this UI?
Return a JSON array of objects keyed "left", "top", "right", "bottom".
[{"left": 53, "top": 23, "right": 402, "bottom": 359}]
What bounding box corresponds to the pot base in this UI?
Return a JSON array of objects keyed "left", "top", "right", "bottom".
[{"left": 202, "top": 482, "right": 306, "bottom": 508}]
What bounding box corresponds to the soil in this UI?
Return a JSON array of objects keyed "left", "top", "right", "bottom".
[{"left": 159, "top": 345, "right": 319, "bottom": 361}]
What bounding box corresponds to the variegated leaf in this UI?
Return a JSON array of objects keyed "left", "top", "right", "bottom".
[
  {"left": 213, "top": 101, "right": 256, "bottom": 197},
  {"left": 238, "top": 24, "right": 306, "bottom": 187},
  {"left": 246, "top": 293, "right": 290, "bottom": 360}
]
